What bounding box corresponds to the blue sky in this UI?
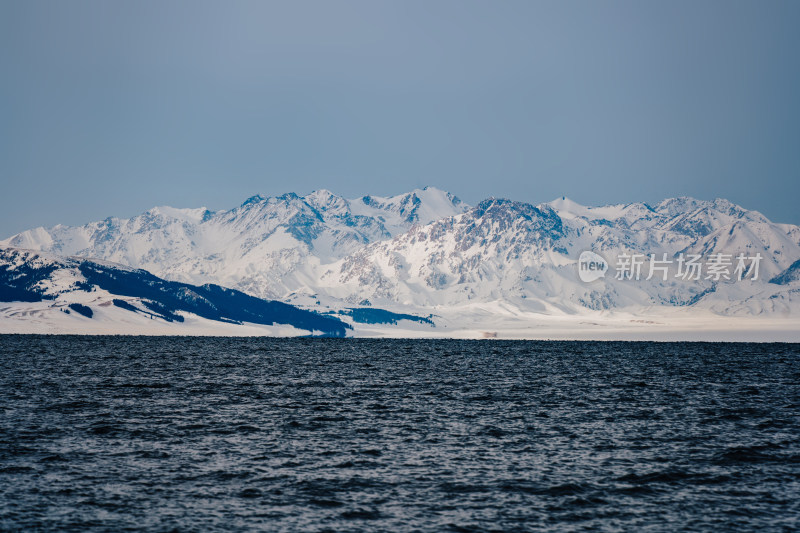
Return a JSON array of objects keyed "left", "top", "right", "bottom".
[{"left": 1, "top": 0, "right": 799, "bottom": 235}]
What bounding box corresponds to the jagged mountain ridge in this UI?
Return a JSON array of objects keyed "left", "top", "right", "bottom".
[{"left": 2, "top": 188, "right": 799, "bottom": 316}]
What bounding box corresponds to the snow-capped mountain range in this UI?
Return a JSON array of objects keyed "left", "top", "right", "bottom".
[
  {"left": 2, "top": 186, "right": 799, "bottom": 338},
  {"left": 3, "top": 187, "right": 467, "bottom": 300}
]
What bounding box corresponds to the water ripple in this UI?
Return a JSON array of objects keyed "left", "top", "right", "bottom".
[{"left": 0, "top": 335, "right": 798, "bottom": 531}]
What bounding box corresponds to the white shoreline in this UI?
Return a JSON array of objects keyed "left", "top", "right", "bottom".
[{"left": 2, "top": 300, "right": 797, "bottom": 342}]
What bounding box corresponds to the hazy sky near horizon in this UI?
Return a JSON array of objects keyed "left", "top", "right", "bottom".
[{"left": 1, "top": 0, "right": 799, "bottom": 235}]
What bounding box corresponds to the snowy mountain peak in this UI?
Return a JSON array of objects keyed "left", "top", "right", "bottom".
[
  {"left": 653, "top": 196, "right": 704, "bottom": 217},
  {"left": 547, "top": 196, "right": 584, "bottom": 212},
  {"left": 146, "top": 206, "right": 214, "bottom": 224},
  {"left": 306, "top": 188, "right": 338, "bottom": 202},
  {"left": 240, "top": 194, "right": 265, "bottom": 207},
  {"left": 349, "top": 187, "right": 468, "bottom": 233},
  {"left": 543, "top": 197, "right": 628, "bottom": 222}
]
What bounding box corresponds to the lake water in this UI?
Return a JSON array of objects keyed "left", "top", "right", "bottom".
[{"left": 1, "top": 336, "right": 798, "bottom": 531}]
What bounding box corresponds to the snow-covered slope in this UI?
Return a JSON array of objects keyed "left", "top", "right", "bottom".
[
  {"left": 2, "top": 189, "right": 799, "bottom": 326},
  {"left": 0, "top": 247, "right": 349, "bottom": 336}
]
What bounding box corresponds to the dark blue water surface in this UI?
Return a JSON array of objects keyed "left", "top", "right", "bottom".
[{"left": 0, "top": 336, "right": 798, "bottom": 532}]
